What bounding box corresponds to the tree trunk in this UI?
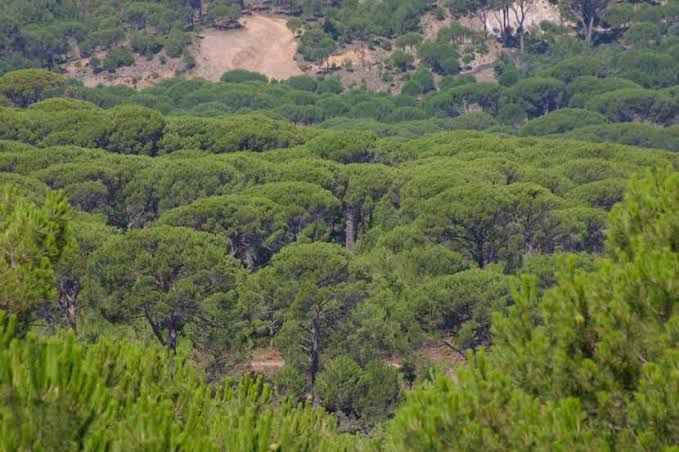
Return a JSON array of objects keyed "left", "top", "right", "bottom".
[
  {"left": 519, "top": 30, "right": 525, "bottom": 53},
  {"left": 167, "top": 313, "right": 178, "bottom": 354},
  {"left": 308, "top": 320, "right": 321, "bottom": 405},
  {"left": 144, "top": 305, "right": 167, "bottom": 348},
  {"left": 585, "top": 16, "right": 594, "bottom": 44},
  {"left": 503, "top": 6, "right": 511, "bottom": 46},
  {"left": 243, "top": 247, "right": 256, "bottom": 272},
  {"left": 481, "top": 10, "right": 488, "bottom": 38},
  {"left": 167, "top": 326, "right": 178, "bottom": 354},
  {"left": 476, "top": 240, "right": 486, "bottom": 268},
  {"left": 345, "top": 206, "right": 356, "bottom": 251},
  {"left": 57, "top": 280, "right": 78, "bottom": 332},
  {"left": 310, "top": 322, "right": 320, "bottom": 385}
]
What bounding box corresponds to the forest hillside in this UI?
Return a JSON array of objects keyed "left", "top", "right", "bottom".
[{"left": 0, "top": 0, "right": 677, "bottom": 450}]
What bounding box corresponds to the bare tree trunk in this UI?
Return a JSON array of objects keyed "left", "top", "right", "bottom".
[
  {"left": 167, "top": 313, "right": 178, "bottom": 354},
  {"left": 167, "top": 326, "right": 178, "bottom": 354},
  {"left": 476, "top": 240, "right": 486, "bottom": 268},
  {"left": 310, "top": 323, "right": 320, "bottom": 384},
  {"left": 586, "top": 16, "right": 594, "bottom": 44},
  {"left": 345, "top": 206, "right": 356, "bottom": 251},
  {"left": 57, "top": 280, "right": 78, "bottom": 332},
  {"left": 243, "top": 247, "right": 256, "bottom": 272},
  {"left": 309, "top": 320, "right": 321, "bottom": 404},
  {"left": 511, "top": 1, "right": 529, "bottom": 53},
  {"left": 144, "top": 305, "right": 166, "bottom": 348},
  {"left": 481, "top": 10, "right": 488, "bottom": 38},
  {"left": 503, "top": 6, "right": 510, "bottom": 46}
]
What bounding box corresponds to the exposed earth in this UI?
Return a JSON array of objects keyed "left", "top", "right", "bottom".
[
  {"left": 63, "top": 14, "right": 303, "bottom": 88},
  {"left": 192, "top": 14, "right": 304, "bottom": 81}
]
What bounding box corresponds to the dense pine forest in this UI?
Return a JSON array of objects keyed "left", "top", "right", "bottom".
[{"left": 0, "top": 0, "right": 678, "bottom": 450}]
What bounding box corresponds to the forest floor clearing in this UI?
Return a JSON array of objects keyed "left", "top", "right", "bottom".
[
  {"left": 249, "top": 347, "right": 286, "bottom": 378},
  {"left": 63, "top": 51, "right": 186, "bottom": 89},
  {"left": 248, "top": 340, "right": 466, "bottom": 380},
  {"left": 192, "top": 14, "right": 304, "bottom": 81},
  {"left": 63, "top": 14, "right": 303, "bottom": 88}
]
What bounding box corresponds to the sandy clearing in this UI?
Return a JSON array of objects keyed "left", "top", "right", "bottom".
[
  {"left": 62, "top": 51, "right": 187, "bottom": 89},
  {"left": 192, "top": 14, "right": 303, "bottom": 81}
]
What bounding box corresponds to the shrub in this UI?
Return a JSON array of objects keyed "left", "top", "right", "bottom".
[
  {"left": 220, "top": 69, "right": 268, "bottom": 83},
  {"left": 521, "top": 108, "right": 608, "bottom": 136},
  {"left": 586, "top": 89, "right": 678, "bottom": 124},
  {"left": 316, "top": 356, "right": 365, "bottom": 416},
  {"left": 105, "top": 105, "right": 166, "bottom": 155},
  {"left": 103, "top": 47, "right": 135, "bottom": 72},
  {"left": 0, "top": 69, "right": 67, "bottom": 108}
]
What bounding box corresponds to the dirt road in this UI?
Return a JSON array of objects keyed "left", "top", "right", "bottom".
[{"left": 192, "top": 14, "right": 303, "bottom": 81}]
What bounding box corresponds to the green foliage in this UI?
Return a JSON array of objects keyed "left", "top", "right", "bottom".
[
  {"left": 306, "top": 130, "right": 378, "bottom": 163},
  {"left": 130, "top": 31, "right": 163, "bottom": 57},
  {"left": 503, "top": 77, "right": 566, "bottom": 118},
  {"left": 206, "top": 1, "right": 241, "bottom": 26},
  {"left": 0, "top": 311, "right": 359, "bottom": 451},
  {"left": 0, "top": 1, "right": 678, "bottom": 429},
  {"left": 87, "top": 225, "right": 244, "bottom": 351},
  {"left": 165, "top": 29, "right": 191, "bottom": 58},
  {"left": 158, "top": 193, "right": 291, "bottom": 270},
  {"left": 299, "top": 28, "right": 336, "bottom": 62},
  {"left": 316, "top": 356, "right": 400, "bottom": 421},
  {"left": 0, "top": 187, "right": 71, "bottom": 321},
  {"left": 257, "top": 243, "right": 362, "bottom": 381},
  {"left": 388, "top": 50, "right": 414, "bottom": 72},
  {"left": 520, "top": 108, "right": 608, "bottom": 136},
  {"left": 411, "top": 269, "right": 511, "bottom": 349},
  {"left": 356, "top": 360, "right": 401, "bottom": 421},
  {"left": 160, "top": 115, "right": 304, "bottom": 153},
  {"left": 387, "top": 169, "right": 679, "bottom": 450},
  {"left": 316, "top": 355, "right": 365, "bottom": 416},
  {"left": 105, "top": 104, "right": 166, "bottom": 155},
  {"left": 543, "top": 56, "right": 606, "bottom": 83},
  {"left": 561, "top": 123, "right": 679, "bottom": 152},
  {"left": 221, "top": 70, "right": 268, "bottom": 84},
  {"left": 274, "top": 364, "right": 308, "bottom": 402},
  {"left": 103, "top": 47, "right": 135, "bottom": 72},
  {"left": 568, "top": 76, "right": 641, "bottom": 108},
  {"left": 0, "top": 69, "right": 66, "bottom": 108},
  {"left": 418, "top": 40, "right": 461, "bottom": 75},
  {"left": 586, "top": 88, "right": 678, "bottom": 125}
]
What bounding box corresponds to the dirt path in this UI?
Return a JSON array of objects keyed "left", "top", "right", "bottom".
[{"left": 192, "top": 14, "right": 303, "bottom": 81}]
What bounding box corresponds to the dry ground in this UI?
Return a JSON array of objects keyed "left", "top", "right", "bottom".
[
  {"left": 63, "top": 14, "right": 303, "bottom": 88},
  {"left": 192, "top": 14, "right": 303, "bottom": 81}
]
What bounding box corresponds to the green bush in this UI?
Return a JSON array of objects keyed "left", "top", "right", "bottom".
[
  {"left": 129, "top": 31, "right": 163, "bottom": 56},
  {"left": 103, "top": 47, "right": 135, "bottom": 72},
  {"left": 275, "top": 365, "right": 308, "bottom": 402},
  {"left": 387, "top": 169, "right": 679, "bottom": 450},
  {"left": 521, "top": 108, "right": 608, "bottom": 136},
  {"left": 221, "top": 70, "right": 268, "bottom": 84},
  {"left": 586, "top": 88, "right": 678, "bottom": 124},
  {"left": 0, "top": 311, "right": 358, "bottom": 451},
  {"left": 0, "top": 69, "right": 67, "bottom": 108},
  {"left": 316, "top": 356, "right": 365, "bottom": 416},
  {"left": 105, "top": 104, "right": 166, "bottom": 155}
]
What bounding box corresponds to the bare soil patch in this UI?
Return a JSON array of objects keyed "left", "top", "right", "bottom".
[
  {"left": 63, "top": 14, "right": 303, "bottom": 88},
  {"left": 63, "top": 52, "right": 187, "bottom": 89},
  {"left": 192, "top": 14, "right": 303, "bottom": 81},
  {"left": 311, "top": 44, "right": 393, "bottom": 91},
  {"left": 250, "top": 347, "right": 285, "bottom": 378}
]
